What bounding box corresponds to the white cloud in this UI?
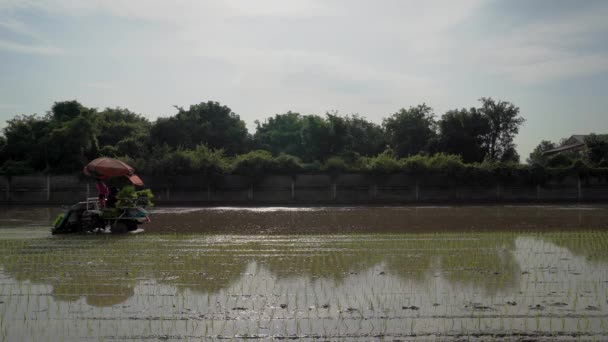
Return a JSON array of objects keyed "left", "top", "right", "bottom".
[
  {"left": 0, "top": 39, "right": 63, "bottom": 55},
  {"left": 81, "top": 82, "right": 115, "bottom": 90},
  {"left": 1, "top": 0, "right": 606, "bottom": 84},
  {"left": 0, "top": 103, "right": 22, "bottom": 109},
  {"left": 0, "top": 15, "right": 63, "bottom": 55},
  {"left": 1, "top": 0, "right": 607, "bottom": 114},
  {"left": 447, "top": 3, "right": 608, "bottom": 84},
  {"left": 0, "top": 17, "right": 42, "bottom": 39}
]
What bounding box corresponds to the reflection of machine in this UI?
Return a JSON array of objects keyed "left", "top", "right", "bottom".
[
  {"left": 51, "top": 157, "right": 150, "bottom": 234},
  {"left": 52, "top": 197, "right": 149, "bottom": 234}
]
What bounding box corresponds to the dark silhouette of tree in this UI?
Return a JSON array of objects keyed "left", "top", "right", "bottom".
[
  {"left": 585, "top": 134, "right": 608, "bottom": 166},
  {"left": 253, "top": 112, "right": 305, "bottom": 157},
  {"left": 527, "top": 140, "right": 556, "bottom": 166},
  {"left": 150, "top": 101, "right": 248, "bottom": 155},
  {"left": 477, "top": 97, "right": 524, "bottom": 162},
  {"left": 436, "top": 108, "right": 490, "bottom": 163},
  {"left": 383, "top": 104, "right": 436, "bottom": 158}
]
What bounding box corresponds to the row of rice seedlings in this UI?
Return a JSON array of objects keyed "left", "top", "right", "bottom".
[{"left": 1, "top": 231, "right": 608, "bottom": 338}]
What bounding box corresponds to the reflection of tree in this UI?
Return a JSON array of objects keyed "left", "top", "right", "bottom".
[
  {"left": 0, "top": 232, "right": 522, "bottom": 307},
  {"left": 54, "top": 284, "right": 135, "bottom": 307},
  {"left": 430, "top": 234, "right": 521, "bottom": 293},
  {"left": 371, "top": 233, "right": 521, "bottom": 294},
  {"left": 152, "top": 242, "right": 250, "bottom": 294},
  {"left": 0, "top": 237, "right": 139, "bottom": 307},
  {"left": 540, "top": 231, "right": 608, "bottom": 263}
]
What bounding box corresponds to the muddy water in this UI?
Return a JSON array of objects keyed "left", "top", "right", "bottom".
[{"left": 0, "top": 206, "right": 608, "bottom": 341}]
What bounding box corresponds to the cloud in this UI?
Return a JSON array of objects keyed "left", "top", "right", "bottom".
[
  {"left": 0, "top": 15, "right": 63, "bottom": 55},
  {"left": 0, "top": 103, "right": 22, "bottom": 109},
  {"left": 0, "top": 39, "right": 63, "bottom": 55},
  {"left": 81, "top": 82, "right": 115, "bottom": 90},
  {"left": 450, "top": 2, "right": 608, "bottom": 84},
  {"left": 0, "top": 17, "right": 42, "bottom": 40},
  {"left": 1, "top": 0, "right": 607, "bottom": 105}
]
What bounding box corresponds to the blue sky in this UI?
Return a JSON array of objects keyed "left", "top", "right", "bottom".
[{"left": 1, "top": 0, "right": 607, "bottom": 160}]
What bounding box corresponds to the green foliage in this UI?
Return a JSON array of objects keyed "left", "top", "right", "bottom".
[
  {"left": 322, "top": 156, "right": 350, "bottom": 173},
  {"left": 546, "top": 153, "right": 574, "bottom": 168},
  {"left": 116, "top": 185, "right": 137, "bottom": 207},
  {"left": 232, "top": 150, "right": 303, "bottom": 177},
  {"left": 2, "top": 114, "right": 50, "bottom": 171},
  {"left": 136, "top": 188, "right": 155, "bottom": 206},
  {"left": 149, "top": 101, "right": 248, "bottom": 155},
  {"left": 252, "top": 111, "right": 386, "bottom": 163},
  {"left": 6, "top": 97, "right": 607, "bottom": 186},
  {"left": 477, "top": 97, "right": 525, "bottom": 162},
  {"left": 0, "top": 159, "right": 34, "bottom": 176},
  {"left": 131, "top": 144, "right": 227, "bottom": 176},
  {"left": 116, "top": 186, "right": 155, "bottom": 207},
  {"left": 232, "top": 150, "right": 274, "bottom": 176},
  {"left": 585, "top": 134, "right": 608, "bottom": 166},
  {"left": 0, "top": 135, "right": 5, "bottom": 165},
  {"left": 365, "top": 149, "right": 401, "bottom": 174},
  {"left": 274, "top": 153, "right": 304, "bottom": 174},
  {"left": 253, "top": 112, "right": 305, "bottom": 157},
  {"left": 437, "top": 108, "right": 490, "bottom": 163},
  {"left": 300, "top": 115, "right": 331, "bottom": 162},
  {"left": 156, "top": 149, "right": 198, "bottom": 176},
  {"left": 527, "top": 140, "right": 556, "bottom": 166},
  {"left": 401, "top": 155, "right": 428, "bottom": 174},
  {"left": 344, "top": 115, "right": 386, "bottom": 157},
  {"left": 47, "top": 101, "right": 100, "bottom": 172},
  {"left": 424, "top": 153, "right": 465, "bottom": 170},
  {"left": 383, "top": 104, "right": 437, "bottom": 158},
  {"left": 99, "top": 145, "right": 120, "bottom": 158}
]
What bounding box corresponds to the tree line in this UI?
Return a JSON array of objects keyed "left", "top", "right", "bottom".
[{"left": 0, "top": 98, "right": 605, "bottom": 178}]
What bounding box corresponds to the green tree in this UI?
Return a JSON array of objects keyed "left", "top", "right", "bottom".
[
  {"left": 2, "top": 114, "right": 50, "bottom": 171},
  {"left": 46, "top": 101, "right": 100, "bottom": 172},
  {"left": 253, "top": 112, "right": 385, "bottom": 161},
  {"left": 344, "top": 115, "right": 386, "bottom": 157},
  {"left": 546, "top": 153, "right": 574, "bottom": 168},
  {"left": 0, "top": 135, "right": 6, "bottom": 163},
  {"left": 325, "top": 112, "right": 386, "bottom": 157},
  {"left": 477, "top": 97, "right": 525, "bottom": 162},
  {"left": 585, "top": 134, "right": 608, "bottom": 166},
  {"left": 383, "top": 104, "right": 436, "bottom": 158},
  {"left": 253, "top": 112, "right": 305, "bottom": 157},
  {"left": 150, "top": 101, "right": 249, "bottom": 154},
  {"left": 437, "top": 108, "right": 490, "bottom": 163},
  {"left": 300, "top": 115, "right": 331, "bottom": 162},
  {"left": 1, "top": 101, "right": 101, "bottom": 173},
  {"left": 527, "top": 140, "right": 556, "bottom": 166},
  {"left": 97, "top": 108, "right": 151, "bottom": 158},
  {"left": 325, "top": 112, "right": 349, "bottom": 156}
]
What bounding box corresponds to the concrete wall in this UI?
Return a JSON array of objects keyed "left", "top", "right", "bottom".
[{"left": 0, "top": 173, "right": 607, "bottom": 205}]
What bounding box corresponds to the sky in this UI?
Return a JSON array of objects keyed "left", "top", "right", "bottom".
[{"left": 1, "top": 0, "right": 607, "bottom": 161}]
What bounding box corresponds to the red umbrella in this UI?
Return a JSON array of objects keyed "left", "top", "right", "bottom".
[{"left": 83, "top": 158, "right": 144, "bottom": 186}]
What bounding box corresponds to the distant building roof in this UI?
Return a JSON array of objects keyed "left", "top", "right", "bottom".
[{"left": 543, "top": 134, "right": 588, "bottom": 155}]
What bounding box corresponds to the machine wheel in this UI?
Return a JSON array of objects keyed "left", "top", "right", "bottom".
[
  {"left": 110, "top": 222, "right": 128, "bottom": 234},
  {"left": 126, "top": 221, "right": 138, "bottom": 231},
  {"left": 81, "top": 211, "right": 104, "bottom": 233}
]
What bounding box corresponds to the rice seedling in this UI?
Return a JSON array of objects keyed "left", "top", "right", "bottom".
[{"left": 2, "top": 208, "right": 608, "bottom": 340}]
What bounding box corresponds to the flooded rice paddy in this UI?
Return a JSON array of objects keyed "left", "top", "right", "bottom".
[{"left": 1, "top": 206, "right": 608, "bottom": 341}]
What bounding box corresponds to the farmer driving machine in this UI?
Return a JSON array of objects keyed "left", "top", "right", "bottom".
[{"left": 52, "top": 158, "right": 152, "bottom": 234}]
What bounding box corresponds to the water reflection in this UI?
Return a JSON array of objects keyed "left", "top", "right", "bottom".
[
  {"left": 1, "top": 206, "right": 608, "bottom": 340},
  {"left": 0, "top": 233, "right": 526, "bottom": 307},
  {"left": 1, "top": 233, "right": 607, "bottom": 340}
]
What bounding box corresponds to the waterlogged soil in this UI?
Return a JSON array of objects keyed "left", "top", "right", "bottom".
[{"left": 0, "top": 206, "right": 608, "bottom": 341}]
